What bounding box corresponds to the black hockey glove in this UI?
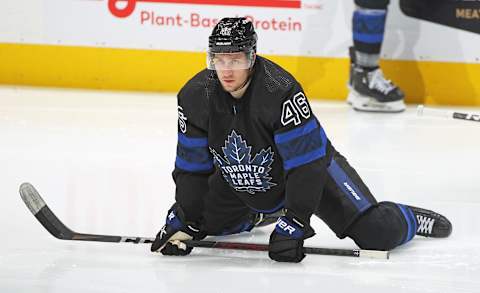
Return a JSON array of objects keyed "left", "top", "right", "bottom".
[
  {"left": 151, "top": 203, "right": 205, "bottom": 256},
  {"left": 268, "top": 212, "right": 315, "bottom": 263}
]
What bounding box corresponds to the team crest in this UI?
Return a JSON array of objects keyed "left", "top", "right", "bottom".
[{"left": 210, "top": 130, "right": 276, "bottom": 194}]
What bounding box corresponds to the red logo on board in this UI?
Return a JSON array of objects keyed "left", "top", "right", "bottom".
[{"left": 108, "top": 0, "right": 301, "bottom": 18}]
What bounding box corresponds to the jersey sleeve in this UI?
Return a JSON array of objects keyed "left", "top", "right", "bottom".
[
  {"left": 273, "top": 84, "right": 331, "bottom": 224},
  {"left": 172, "top": 86, "right": 213, "bottom": 223}
]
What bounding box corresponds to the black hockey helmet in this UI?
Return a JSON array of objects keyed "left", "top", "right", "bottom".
[
  {"left": 208, "top": 17, "right": 257, "bottom": 53},
  {"left": 207, "top": 17, "right": 257, "bottom": 70}
]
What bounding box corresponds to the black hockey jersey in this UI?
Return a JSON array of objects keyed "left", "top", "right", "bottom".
[{"left": 173, "top": 56, "right": 334, "bottom": 226}]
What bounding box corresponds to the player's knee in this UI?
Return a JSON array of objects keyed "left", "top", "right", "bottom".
[
  {"left": 347, "top": 201, "right": 406, "bottom": 250},
  {"left": 354, "top": 0, "right": 390, "bottom": 10}
]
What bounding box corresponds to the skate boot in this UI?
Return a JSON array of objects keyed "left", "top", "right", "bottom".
[
  {"left": 408, "top": 205, "right": 452, "bottom": 238},
  {"left": 347, "top": 47, "right": 406, "bottom": 113},
  {"left": 253, "top": 209, "right": 285, "bottom": 227}
]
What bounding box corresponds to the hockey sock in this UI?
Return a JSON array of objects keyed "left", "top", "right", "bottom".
[{"left": 352, "top": 7, "right": 387, "bottom": 55}]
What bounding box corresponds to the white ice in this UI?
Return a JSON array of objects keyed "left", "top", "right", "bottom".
[{"left": 0, "top": 86, "right": 479, "bottom": 293}]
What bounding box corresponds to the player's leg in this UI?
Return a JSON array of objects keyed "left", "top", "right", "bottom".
[
  {"left": 315, "top": 151, "right": 451, "bottom": 251},
  {"left": 348, "top": 0, "right": 406, "bottom": 113},
  {"left": 345, "top": 202, "right": 412, "bottom": 249},
  {"left": 314, "top": 151, "right": 378, "bottom": 238},
  {"left": 346, "top": 202, "right": 452, "bottom": 250}
]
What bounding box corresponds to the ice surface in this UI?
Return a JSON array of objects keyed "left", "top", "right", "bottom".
[{"left": 0, "top": 86, "right": 479, "bottom": 293}]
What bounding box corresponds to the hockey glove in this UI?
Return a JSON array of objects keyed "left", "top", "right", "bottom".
[
  {"left": 151, "top": 203, "right": 205, "bottom": 256},
  {"left": 268, "top": 212, "right": 315, "bottom": 263}
]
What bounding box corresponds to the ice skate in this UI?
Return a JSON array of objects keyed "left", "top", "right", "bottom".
[
  {"left": 347, "top": 48, "right": 406, "bottom": 113},
  {"left": 408, "top": 205, "right": 452, "bottom": 238}
]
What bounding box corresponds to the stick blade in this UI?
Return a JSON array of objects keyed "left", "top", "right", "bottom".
[
  {"left": 359, "top": 249, "right": 390, "bottom": 259},
  {"left": 19, "top": 182, "right": 47, "bottom": 216},
  {"left": 19, "top": 182, "right": 74, "bottom": 240}
]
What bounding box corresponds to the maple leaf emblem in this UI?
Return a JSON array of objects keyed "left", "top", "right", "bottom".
[{"left": 210, "top": 130, "right": 276, "bottom": 195}]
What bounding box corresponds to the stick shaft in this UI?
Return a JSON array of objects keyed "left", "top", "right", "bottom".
[
  {"left": 187, "top": 240, "right": 363, "bottom": 257},
  {"left": 20, "top": 182, "right": 389, "bottom": 259},
  {"left": 417, "top": 105, "right": 480, "bottom": 122}
]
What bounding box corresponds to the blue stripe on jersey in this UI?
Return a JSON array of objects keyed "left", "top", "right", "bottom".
[
  {"left": 327, "top": 159, "right": 372, "bottom": 213},
  {"left": 175, "top": 133, "right": 212, "bottom": 172},
  {"left": 274, "top": 119, "right": 317, "bottom": 144},
  {"left": 275, "top": 120, "right": 328, "bottom": 170},
  {"left": 278, "top": 129, "right": 323, "bottom": 161},
  {"left": 178, "top": 133, "right": 208, "bottom": 147},
  {"left": 177, "top": 144, "right": 210, "bottom": 163},
  {"left": 396, "top": 204, "right": 417, "bottom": 244},
  {"left": 353, "top": 9, "right": 386, "bottom": 44},
  {"left": 175, "top": 156, "right": 213, "bottom": 172},
  {"left": 283, "top": 146, "right": 326, "bottom": 170}
]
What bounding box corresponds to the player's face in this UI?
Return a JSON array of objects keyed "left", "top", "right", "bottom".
[{"left": 213, "top": 52, "right": 252, "bottom": 93}]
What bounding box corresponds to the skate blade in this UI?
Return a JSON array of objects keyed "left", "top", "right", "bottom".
[{"left": 347, "top": 91, "right": 406, "bottom": 113}]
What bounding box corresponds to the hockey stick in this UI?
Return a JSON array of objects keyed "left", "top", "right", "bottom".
[
  {"left": 19, "top": 182, "right": 389, "bottom": 259},
  {"left": 417, "top": 105, "right": 480, "bottom": 123}
]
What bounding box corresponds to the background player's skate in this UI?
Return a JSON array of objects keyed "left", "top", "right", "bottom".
[{"left": 347, "top": 47, "right": 406, "bottom": 113}]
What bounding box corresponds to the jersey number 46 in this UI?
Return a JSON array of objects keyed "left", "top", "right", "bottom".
[{"left": 281, "top": 92, "right": 311, "bottom": 126}]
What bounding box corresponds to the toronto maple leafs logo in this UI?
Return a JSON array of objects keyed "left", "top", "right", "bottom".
[{"left": 210, "top": 130, "right": 276, "bottom": 195}]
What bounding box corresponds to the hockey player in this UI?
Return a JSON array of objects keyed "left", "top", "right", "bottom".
[
  {"left": 348, "top": 0, "right": 406, "bottom": 112},
  {"left": 151, "top": 17, "right": 451, "bottom": 262}
]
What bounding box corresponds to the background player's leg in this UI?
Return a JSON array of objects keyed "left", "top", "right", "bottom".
[{"left": 348, "top": 0, "right": 405, "bottom": 112}]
